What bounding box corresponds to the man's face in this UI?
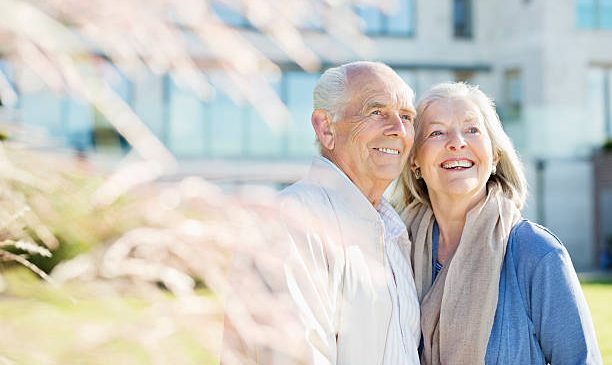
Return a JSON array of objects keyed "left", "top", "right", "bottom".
[{"left": 327, "top": 67, "right": 416, "bottom": 192}]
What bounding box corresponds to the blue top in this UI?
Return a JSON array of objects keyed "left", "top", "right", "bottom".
[{"left": 432, "top": 220, "right": 602, "bottom": 364}]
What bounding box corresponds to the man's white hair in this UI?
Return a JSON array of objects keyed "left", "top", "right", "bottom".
[
  {"left": 313, "top": 61, "right": 401, "bottom": 122},
  {"left": 312, "top": 65, "right": 349, "bottom": 122}
]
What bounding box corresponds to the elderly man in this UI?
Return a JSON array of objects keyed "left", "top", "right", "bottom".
[{"left": 280, "top": 61, "right": 420, "bottom": 365}]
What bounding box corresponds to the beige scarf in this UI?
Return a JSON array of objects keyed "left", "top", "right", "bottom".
[{"left": 401, "top": 182, "right": 521, "bottom": 365}]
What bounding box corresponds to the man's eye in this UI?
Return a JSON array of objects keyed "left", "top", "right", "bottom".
[
  {"left": 401, "top": 114, "right": 413, "bottom": 122},
  {"left": 371, "top": 110, "right": 382, "bottom": 116},
  {"left": 429, "top": 130, "right": 443, "bottom": 137}
]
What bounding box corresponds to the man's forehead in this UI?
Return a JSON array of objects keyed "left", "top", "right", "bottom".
[
  {"left": 347, "top": 68, "right": 412, "bottom": 98},
  {"left": 346, "top": 64, "right": 395, "bottom": 85},
  {"left": 354, "top": 82, "right": 415, "bottom": 110}
]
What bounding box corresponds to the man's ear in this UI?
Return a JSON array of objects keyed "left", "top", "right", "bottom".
[{"left": 312, "top": 109, "right": 335, "bottom": 150}]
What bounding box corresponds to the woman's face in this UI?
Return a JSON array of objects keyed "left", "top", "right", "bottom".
[{"left": 414, "top": 97, "right": 497, "bottom": 206}]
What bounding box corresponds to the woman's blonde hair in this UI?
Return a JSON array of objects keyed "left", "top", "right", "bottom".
[{"left": 395, "top": 82, "right": 527, "bottom": 211}]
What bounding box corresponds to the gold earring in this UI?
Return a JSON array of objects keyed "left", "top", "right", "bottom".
[{"left": 414, "top": 167, "right": 422, "bottom": 179}]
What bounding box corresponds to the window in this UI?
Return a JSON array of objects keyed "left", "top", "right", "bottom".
[
  {"left": 577, "top": 0, "right": 612, "bottom": 29},
  {"left": 454, "top": 0, "right": 473, "bottom": 38},
  {"left": 9, "top": 66, "right": 424, "bottom": 160},
  {"left": 356, "top": 0, "right": 415, "bottom": 36},
  {"left": 91, "top": 62, "right": 130, "bottom": 153},
  {"left": 159, "top": 70, "right": 318, "bottom": 159},
  {"left": 0, "top": 60, "right": 17, "bottom": 108},
  {"left": 503, "top": 69, "right": 523, "bottom": 121},
  {"left": 244, "top": 78, "right": 284, "bottom": 157},
  {"left": 588, "top": 68, "right": 612, "bottom": 139},
  {"left": 454, "top": 70, "right": 475, "bottom": 83},
  {"left": 285, "top": 71, "right": 319, "bottom": 157},
  {"left": 211, "top": 2, "right": 248, "bottom": 28},
  {"left": 167, "top": 75, "right": 209, "bottom": 157},
  {"left": 18, "top": 68, "right": 64, "bottom": 138},
  {"left": 65, "top": 96, "right": 94, "bottom": 152},
  {"left": 133, "top": 70, "right": 164, "bottom": 138}
]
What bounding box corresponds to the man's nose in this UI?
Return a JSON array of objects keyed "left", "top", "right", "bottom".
[
  {"left": 384, "top": 113, "right": 407, "bottom": 136},
  {"left": 447, "top": 129, "right": 467, "bottom": 150}
]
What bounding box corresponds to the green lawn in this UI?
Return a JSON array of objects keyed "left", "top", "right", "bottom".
[
  {"left": 0, "top": 269, "right": 221, "bottom": 365},
  {"left": 0, "top": 269, "right": 610, "bottom": 364},
  {"left": 582, "top": 280, "right": 612, "bottom": 363}
]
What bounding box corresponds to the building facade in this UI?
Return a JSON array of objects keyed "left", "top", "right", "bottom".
[{"left": 1, "top": 0, "right": 611, "bottom": 270}]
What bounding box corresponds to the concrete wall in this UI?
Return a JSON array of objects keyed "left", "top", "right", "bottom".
[{"left": 523, "top": 158, "right": 595, "bottom": 271}]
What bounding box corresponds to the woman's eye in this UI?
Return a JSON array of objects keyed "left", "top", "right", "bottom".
[
  {"left": 429, "top": 130, "right": 443, "bottom": 137},
  {"left": 467, "top": 126, "right": 480, "bottom": 134},
  {"left": 401, "top": 114, "right": 413, "bottom": 122},
  {"left": 371, "top": 110, "right": 382, "bottom": 116}
]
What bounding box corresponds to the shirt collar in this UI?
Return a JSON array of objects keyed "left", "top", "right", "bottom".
[{"left": 377, "top": 197, "right": 407, "bottom": 241}]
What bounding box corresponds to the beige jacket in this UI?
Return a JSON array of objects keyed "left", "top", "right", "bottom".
[{"left": 280, "top": 157, "right": 419, "bottom": 365}]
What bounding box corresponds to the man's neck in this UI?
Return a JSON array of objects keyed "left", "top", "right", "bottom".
[
  {"left": 360, "top": 184, "right": 387, "bottom": 207},
  {"left": 319, "top": 155, "right": 388, "bottom": 207}
]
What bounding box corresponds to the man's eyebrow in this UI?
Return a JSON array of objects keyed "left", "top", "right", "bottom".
[
  {"left": 363, "top": 101, "right": 386, "bottom": 110},
  {"left": 401, "top": 107, "right": 416, "bottom": 115}
]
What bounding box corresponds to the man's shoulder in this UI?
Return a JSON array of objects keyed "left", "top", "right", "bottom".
[{"left": 278, "top": 180, "right": 331, "bottom": 212}]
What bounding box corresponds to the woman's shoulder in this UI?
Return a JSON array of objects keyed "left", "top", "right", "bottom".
[{"left": 507, "top": 219, "right": 569, "bottom": 270}]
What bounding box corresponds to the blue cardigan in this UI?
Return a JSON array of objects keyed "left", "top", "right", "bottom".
[{"left": 431, "top": 220, "right": 602, "bottom": 364}]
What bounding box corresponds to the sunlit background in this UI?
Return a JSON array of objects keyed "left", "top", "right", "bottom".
[{"left": 0, "top": 0, "right": 611, "bottom": 363}]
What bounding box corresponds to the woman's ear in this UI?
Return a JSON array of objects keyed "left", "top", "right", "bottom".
[
  {"left": 493, "top": 150, "right": 501, "bottom": 166},
  {"left": 411, "top": 160, "right": 419, "bottom": 172},
  {"left": 312, "top": 109, "right": 335, "bottom": 150}
]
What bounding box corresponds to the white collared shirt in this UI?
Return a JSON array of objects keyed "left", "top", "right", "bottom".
[
  {"left": 377, "top": 198, "right": 421, "bottom": 365},
  {"left": 295, "top": 156, "right": 420, "bottom": 364}
]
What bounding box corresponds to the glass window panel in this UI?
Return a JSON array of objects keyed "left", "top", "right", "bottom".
[
  {"left": 387, "top": 0, "right": 415, "bottom": 35},
  {"left": 285, "top": 72, "right": 318, "bottom": 158},
  {"left": 586, "top": 68, "right": 612, "bottom": 142},
  {"left": 65, "top": 96, "right": 94, "bottom": 151},
  {"left": 0, "top": 60, "right": 16, "bottom": 108},
  {"left": 454, "top": 0, "right": 472, "bottom": 38},
  {"left": 586, "top": 68, "right": 605, "bottom": 132},
  {"left": 454, "top": 70, "right": 475, "bottom": 83},
  {"left": 0, "top": 60, "right": 10, "bottom": 78},
  {"left": 600, "top": 0, "right": 612, "bottom": 28},
  {"left": 245, "top": 79, "right": 284, "bottom": 157},
  {"left": 606, "top": 70, "right": 612, "bottom": 138},
  {"left": 21, "top": 90, "right": 63, "bottom": 134},
  {"left": 133, "top": 71, "right": 164, "bottom": 137},
  {"left": 504, "top": 69, "right": 522, "bottom": 121},
  {"left": 167, "top": 77, "right": 207, "bottom": 157},
  {"left": 208, "top": 91, "right": 245, "bottom": 157},
  {"left": 93, "top": 65, "right": 130, "bottom": 151},
  {"left": 356, "top": 5, "right": 384, "bottom": 34},
  {"left": 103, "top": 65, "right": 130, "bottom": 101},
  {"left": 301, "top": 10, "right": 324, "bottom": 31},
  {"left": 577, "top": 0, "right": 596, "bottom": 28},
  {"left": 211, "top": 2, "right": 246, "bottom": 27}
]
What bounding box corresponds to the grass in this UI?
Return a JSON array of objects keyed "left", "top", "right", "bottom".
[
  {"left": 0, "top": 267, "right": 610, "bottom": 364},
  {"left": 0, "top": 268, "right": 222, "bottom": 365},
  {"left": 582, "top": 280, "right": 612, "bottom": 363}
]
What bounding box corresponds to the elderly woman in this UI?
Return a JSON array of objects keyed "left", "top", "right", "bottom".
[{"left": 396, "top": 82, "right": 602, "bottom": 365}]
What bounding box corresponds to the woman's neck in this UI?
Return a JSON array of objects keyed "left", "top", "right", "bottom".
[{"left": 431, "top": 191, "right": 486, "bottom": 264}]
